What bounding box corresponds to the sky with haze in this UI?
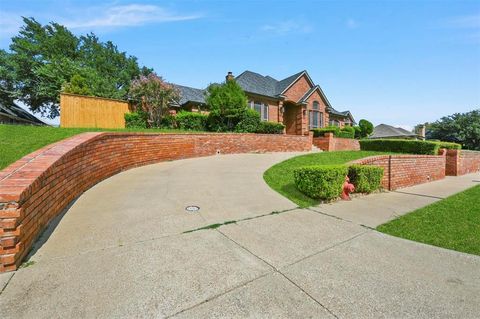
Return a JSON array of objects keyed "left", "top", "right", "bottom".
[{"left": 1, "top": 0, "right": 479, "bottom": 128}]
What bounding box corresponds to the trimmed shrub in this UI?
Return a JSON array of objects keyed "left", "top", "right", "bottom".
[
  {"left": 235, "top": 109, "right": 261, "bottom": 133},
  {"left": 175, "top": 111, "right": 207, "bottom": 131},
  {"left": 311, "top": 126, "right": 340, "bottom": 137},
  {"left": 435, "top": 141, "right": 461, "bottom": 150},
  {"left": 359, "top": 139, "right": 442, "bottom": 155},
  {"left": 348, "top": 165, "right": 384, "bottom": 193},
  {"left": 294, "top": 165, "right": 348, "bottom": 200},
  {"left": 257, "top": 121, "right": 285, "bottom": 134},
  {"left": 159, "top": 114, "right": 176, "bottom": 129},
  {"left": 125, "top": 112, "right": 147, "bottom": 128},
  {"left": 337, "top": 127, "right": 355, "bottom": 139}
]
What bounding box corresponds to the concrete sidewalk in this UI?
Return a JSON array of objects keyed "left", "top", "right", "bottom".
[
  {"left": 311, "top": 173, "right": 480, "bottom": 227},
  {"left": 0, "top": 154, "right": 479, "bottom": 318}
]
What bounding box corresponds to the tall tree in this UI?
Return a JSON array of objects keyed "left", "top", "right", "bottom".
[
  {"left": 3, "top": 17, "right": 150, "bottom": 118},
  {"left": 427, "top": 109, "right": 480, "bottom": 150}
]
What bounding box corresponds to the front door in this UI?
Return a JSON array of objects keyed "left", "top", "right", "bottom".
[{"left": 283, "top": 103, "right": 298, "bottom": 135}]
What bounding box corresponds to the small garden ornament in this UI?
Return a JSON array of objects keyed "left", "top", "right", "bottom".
[{"left": 341, "top": 175, "right": 355, "bottom": 200}]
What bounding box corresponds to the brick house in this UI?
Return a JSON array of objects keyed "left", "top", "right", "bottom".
[{"left": 172, "top": 70, "right": 355, "bottom": 135}]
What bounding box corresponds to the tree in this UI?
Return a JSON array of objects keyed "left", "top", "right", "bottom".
[
  {"left": 3, "top": 17, "right": 150, "bottom": 118},
  {"left": 426, "top": 109, "right": 480, "bottom": 150},
  {"left": 129, "top": 73, "right": 179, "bottom": 127},
  {"left": 0, "top": 50, "right": 16, "bottom": 107},
  {"left": 205, "top": 80, "right": 249, "bottom": 131},
  {"left": 358, "top": 119, "right": 374, "bottom": 138}
]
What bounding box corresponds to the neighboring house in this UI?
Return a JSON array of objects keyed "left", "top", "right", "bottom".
[
  {"left": 369, "top": 124, "right": 419, "bottom": 139},
  {"left": 172, "top": 70, "right": 355, "bottom": 135},
  {"left": 0, "top": 102, "right": 46, "bottom": 126}
]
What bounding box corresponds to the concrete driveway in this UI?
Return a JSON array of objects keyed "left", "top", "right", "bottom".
[{"left": 1, "top": 153, "right": 479, "bottom": 318}]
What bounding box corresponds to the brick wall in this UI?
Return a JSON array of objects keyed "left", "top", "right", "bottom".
[
  {"left": 445, "top": 149, "right": 480, "bottom": 176},
  {"left": 312, "top": 133, "right": 360, "bottom": 151},
  {"left": 0, "top": 132, "right": 312, "bottom": 272},
  {"left": 349, "top": 153, "right": 446, "bottom": 190}
]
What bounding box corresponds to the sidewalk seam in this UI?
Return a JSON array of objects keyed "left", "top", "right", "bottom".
[{"left": 214, "top": 229, "right": 341, "bottom": 319}]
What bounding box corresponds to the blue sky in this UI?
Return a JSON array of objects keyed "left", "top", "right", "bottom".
[{"left": 1, "top": 0, "right": 479, "bottom": 128}]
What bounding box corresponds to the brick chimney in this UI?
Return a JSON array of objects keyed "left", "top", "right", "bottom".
[
  {"left": 225, "top": 71, "right": 234, "bottom": 81},
  {"left": 416, "top": 124, "right": 426, "bottom": 140}
]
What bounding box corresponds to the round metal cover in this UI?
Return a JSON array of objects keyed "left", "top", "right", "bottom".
[{"left": 185, "top": 205, "right": 200, "bottom": 212}]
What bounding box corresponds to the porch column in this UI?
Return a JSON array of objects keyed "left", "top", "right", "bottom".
[
  {"left": 301, "top": 105, "right": 308, "bottom": 135},
  {"left": 278, "top": 100, "right": 285, "bottom": 134}
]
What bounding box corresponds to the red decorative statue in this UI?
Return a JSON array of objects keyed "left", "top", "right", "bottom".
[{"left": 341, "top": 176, "right": 355, "bottom": 200}]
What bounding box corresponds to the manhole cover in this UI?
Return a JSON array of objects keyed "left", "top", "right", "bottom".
[{"left": 185, "top": 205, "right": 200, "bottom": 212}]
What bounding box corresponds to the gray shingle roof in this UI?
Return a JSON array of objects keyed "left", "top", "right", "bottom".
[
  {"left": 369, "top": 124, "right": 417, "bottom": 139},
  {"left": 0, "top": 102, "right": 46, "bottom": 125},
  {"left": 275, "top": 70, "right": 306, "bottom": 95},
  {"left": 173, "top": 84, "right": 206, "bottom": 105},
  {"left": 235, "top": 71, "right": 279, "bottom": 97},
  {"left": 172, "top": 71, "right": 352, "bottom": 123}
]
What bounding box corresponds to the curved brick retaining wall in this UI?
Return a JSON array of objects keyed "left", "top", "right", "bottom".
[
  {"left": 0, "top": 132, "right": 312, "bottom": 272},
  {"left": 349, "top": 153, "right": 446, "bottom": 190}
]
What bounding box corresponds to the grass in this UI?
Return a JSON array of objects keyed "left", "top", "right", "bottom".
[
  {"left": 377, "top": 185, "right": 480, "bottom": 256},
  {"left": 0, "top": 124, "right": 205, "bottom": 170},
  {"left": 263, "top": 151, "right": 389, "bottom": 207}
]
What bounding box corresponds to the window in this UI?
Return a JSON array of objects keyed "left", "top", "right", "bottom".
[
  {"left": 329, "top": 119, "right": 340, "bottom": 127},
  {"left": 308, "top": 101, "right": 323, "bottom": 129},
  {"left": 250, "top": 101, "right": 269, "bottom": 121}
]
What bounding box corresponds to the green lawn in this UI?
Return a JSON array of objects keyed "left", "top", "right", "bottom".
[
  {"left": 377, "top": 185, "right": 480, "bottom": 255},
  {"left": 0, "top": 124, "right": 201, "bottom": 170},
  {"left": 263, "top": 151, "right": 388, "bottom": 207}
]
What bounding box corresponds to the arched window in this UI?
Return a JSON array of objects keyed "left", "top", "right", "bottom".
[{"left": 309, "top": 101, "right": 323, "bottom": 129}]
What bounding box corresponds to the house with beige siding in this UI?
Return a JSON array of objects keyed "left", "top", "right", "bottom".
[{"left": 172, "top": 70, "right": 355, "bottom": 135}]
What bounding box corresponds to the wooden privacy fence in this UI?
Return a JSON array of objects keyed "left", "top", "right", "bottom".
[{"left": 60, "top": 93, "right": 131, "bottom": 128}]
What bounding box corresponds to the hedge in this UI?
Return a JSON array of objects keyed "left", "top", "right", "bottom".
[
  {"left": 311, "top": 126, "right": 340, "bottom": 137},
  {"left": 235, "top": 109, "right": 260, "bottom": 133},
  {"left": 337, "top": 130, "right": 355, "bottom": 139},
  {"left": 435, "top": 141, "right": 462, "bottom": 150},
  {"left": 294, "top": 165, "right": 348, "bottom": 200},
  {"left": 125, "top": 112, "right": 147, "bottom": 128},
  {"left": 311, "top": 126, "right": 355, "bottom": 139},
  {"left": 348, "top": 165, "right": 384, "bottom": 193},
  {"left": 359, "top": 139, "right": 461, "bottom": 155},
  {"left": 257, "top": 121, "right": 285, "bottom": 134},
  {"left": 175, "top": 111, "right": 208, "bottom": 131}
]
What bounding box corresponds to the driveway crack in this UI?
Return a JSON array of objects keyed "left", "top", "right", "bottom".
[{"left": 215, "top": 229, "right": 341, "bottom": 319}]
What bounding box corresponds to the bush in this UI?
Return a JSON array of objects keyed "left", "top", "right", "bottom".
[
  {"left": 235, "top": 109, "right": 261, "bottom": 133},
  {"left": 435, "top": 141, "right": 462, "bottom": 150},
  {"left": 175, "top": 111, "right": 207, "bottom": 131},
  {"left": 159, "top": 114, "right": 176, "bottom": 129},
  {"left": 358, "top": 119, "right": 374, "bottom": 138},
  {"left": 348, "top": 165, "right": 384, "bottom": 193},
  {"left": 353, "top": 126, "right": 362, "bottom": 139},
  {"left": 257, "top": 121, "right": 285, "bottom": 134},
  {"left": 206, "top": 80, "right": 249, "bottom": 131},
  {"left": 337, "top": 127, "right": 355, "bottom": 139},
  {"left": 311, "top": 126, "right": 355, "bottom": 138},
  {"left": 125, "top": 112, "right": 147, "bottom": 128},
  {"left": 294, "top": 165, "right": 348, "bottom": 200},
  {"left": 359, "top": 139, "right": 462, "bottom": 154},
  {"left": 359, "top": 139, "right": 441, "bottom": 155},
  {"left": 311, "top": 126, "right": 340, "bottom": 137}
]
